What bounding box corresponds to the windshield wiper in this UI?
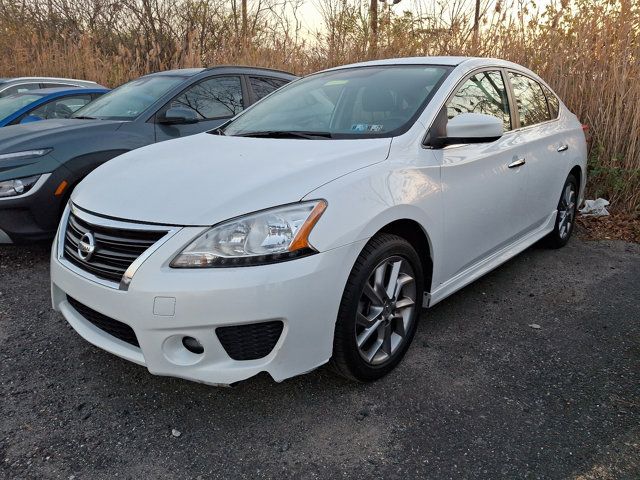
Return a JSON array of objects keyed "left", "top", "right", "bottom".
[
  {"left": 233, "top": 130, "right": 333, "bottom": 139},
  {"left": 72, "top": 116, "right": 98, "bottom": 120}
]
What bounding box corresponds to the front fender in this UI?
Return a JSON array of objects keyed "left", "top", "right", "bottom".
[{"left": 304, "top": 162, "right": 443, "bottom": 281}]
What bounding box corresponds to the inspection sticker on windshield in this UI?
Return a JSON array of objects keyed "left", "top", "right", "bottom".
[{"left": 351, "top": 123, "right": 384, "bottom": 132}]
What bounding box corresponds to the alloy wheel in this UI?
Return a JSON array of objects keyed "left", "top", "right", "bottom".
[
  {"left": 355, "top": 256, "right": 417, "bottom": 365},
  {"left": 558, "top": 183, "right": 576, "bottom": 239}
]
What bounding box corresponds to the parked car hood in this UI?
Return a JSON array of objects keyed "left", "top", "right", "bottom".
[
  {"left": 73, "top": 133, "right": 391, "bottom": 226},
  {"left": 0, "top": 119, "right": 123, "bottom": 156}
]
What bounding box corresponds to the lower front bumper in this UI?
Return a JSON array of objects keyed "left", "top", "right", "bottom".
[{"left": 51, "top": 228, "right": 367, "bottom": 385}]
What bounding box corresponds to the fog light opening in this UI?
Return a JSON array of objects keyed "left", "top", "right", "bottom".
[{"left": 182, "top": 336, "right": 204, "bottom": 354}]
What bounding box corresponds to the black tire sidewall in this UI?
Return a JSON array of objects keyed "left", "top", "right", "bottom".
[
  {"left": 332, "top": 234, "right": 424, "bottom": 382},
  {"left": 548, "top": 173, "right": 579, "bottom": 248}
]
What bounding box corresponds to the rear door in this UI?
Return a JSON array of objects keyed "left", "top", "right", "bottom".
[
  {"left": 506, "top": 71, "right": 568, "bottom": 229},
  {"left": 0, "top": 82, "right": 40, "bottom": 98},
  {"left": 154, "top": 75, "right": 246, "bottom": 142},
  {"left": 435, "top": 69, "right": 530, "bottom": 281},
  {"left": 247, "top": 75, "right": 290, "bottom": 103}
]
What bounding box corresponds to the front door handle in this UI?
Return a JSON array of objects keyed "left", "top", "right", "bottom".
[
  {"left": 508, "top": 158, "right": 526, "bottom": 168},
  {"left": 557, "top": 144, "right": 569, "bottom": 152}
]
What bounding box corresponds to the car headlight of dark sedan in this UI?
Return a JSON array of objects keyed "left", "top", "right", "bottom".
[
  {"left": 0, "top": 148, "right": 52, "bottom": 162},
  {"left": 0, "top": 175, "right": 42, "bottom": 198}
]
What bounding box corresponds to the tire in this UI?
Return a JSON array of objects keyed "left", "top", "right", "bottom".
[
  {"left": 331, "top": 233, "right": 424, "bottom": 382},
  {"left": 545, "top": 173, "right": 579, "bottom": 249}
]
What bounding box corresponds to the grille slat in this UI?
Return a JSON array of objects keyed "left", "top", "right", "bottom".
[
  {"left": 216, "top": 321, "right": 284, "bottom": 361},
  {"left": 63, "top": 211, "right": 167, "bottom": 284},
  {"left": 67, "top": 296, "right": 139, "bottom": 347}
]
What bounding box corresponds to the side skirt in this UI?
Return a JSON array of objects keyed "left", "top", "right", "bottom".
[{"left": 424, "top": 210, "right": 557, "bottom": 308}]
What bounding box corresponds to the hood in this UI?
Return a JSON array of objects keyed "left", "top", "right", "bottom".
[
  {"left": 73, "top": 133, "right": 391, "bottom": 226},
  {"left": 0, "top": 119, "right": 123, "bottom": 156}
]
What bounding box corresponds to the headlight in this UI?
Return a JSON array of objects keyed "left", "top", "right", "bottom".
[
  {"left": 0, "top": 149, "right": 52, "bottom": 162},
  {"left": 0, "top": 175, "right": 41, "bottom": 198},
  {"left": 171, "top": 200, "right": 327, "bottom": 268}
]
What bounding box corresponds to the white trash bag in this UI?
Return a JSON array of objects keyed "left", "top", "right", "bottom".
[{"left": 579, "top": 198, "right": 610, "bottom": 216}]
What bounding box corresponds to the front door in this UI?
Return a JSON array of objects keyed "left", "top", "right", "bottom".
[
  {"left": 435, "top": 69, "right": 530, "bottom": 282},
  {"left": 154, "top": 75, "right": 245, "bottom": 142}
]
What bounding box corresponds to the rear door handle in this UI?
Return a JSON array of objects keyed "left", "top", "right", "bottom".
[
  {"left": 557, "top": 144, "right": 569, "bottom": 152},
  {"left": 508, "top": 158, "right": 526, "bottom": 168}
]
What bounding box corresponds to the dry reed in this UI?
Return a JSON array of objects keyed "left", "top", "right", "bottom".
[{"left": 0, "top": 0, "right": 637, "bottom": 212}]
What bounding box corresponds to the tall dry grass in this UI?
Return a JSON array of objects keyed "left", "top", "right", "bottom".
[{"left": 0, "top": 0, "right": 638, "bottom": 212}]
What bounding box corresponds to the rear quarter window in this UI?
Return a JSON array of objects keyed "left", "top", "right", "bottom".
[
  {"left": 542, "top": 86, "right": 560, "bottom": 118},
  {"left": 508, "top": 72, "right": 552, "bottom": 128}
]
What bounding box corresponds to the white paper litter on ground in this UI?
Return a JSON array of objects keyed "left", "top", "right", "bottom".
[{"left": 579, "top": 198, "right": 610, "bottom": 216}]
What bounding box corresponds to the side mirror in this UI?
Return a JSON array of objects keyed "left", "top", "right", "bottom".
[
  {"left": 20, "top": 115, "right": 44, "bottom": 124},
  {"left": 430, "top": 113, "right": 503, "bottom": 148},
  {"left": 158, "top": 107, "right": 199, "bottom": 125}
]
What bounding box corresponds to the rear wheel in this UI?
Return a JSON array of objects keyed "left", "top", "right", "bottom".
[
  {"left": 545, "top": 173, "right": 578, "bottom": 249},
  {"left": 331, "top": 234, "right": 424, "bottom": 381}
]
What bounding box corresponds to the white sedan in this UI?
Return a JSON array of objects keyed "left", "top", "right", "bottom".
[{"left": 51, "top": 57, "right": 587, "bottom": 385}]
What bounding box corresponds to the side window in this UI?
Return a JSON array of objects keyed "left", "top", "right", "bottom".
[
  {"left": 1, "top": 83, "right": 40, "bottom": 97},
  {"left": 446, "top": 70, "right": 511, "bottom": 131},
  {"left": 249, "top": 76, "right": 290, "bottom": 101},
  {"left": 508, "top": 72, "right": 551, "bottom": 127},
  {"left": 29, "top": 95, "right": 93, "bottom": 119},
  {"left": 168, "top": 76, "right": 243, "bottom": 120},
  {"left": 542, "top": 85, "right": 560, "bottom": 119},
  {"left": 42, "top": 83, "right": 75, "bottom": 89}
]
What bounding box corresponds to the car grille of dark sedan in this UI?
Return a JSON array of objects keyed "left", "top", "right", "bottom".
[
  {"left": 216, "top": 321, "right": 284, "bottom": 361},
  {"left": 63, "top": 211, "right": 167, "bottom": 284},
  {"left": 67, "top": 296, "right": 140, "bottom": 348}
]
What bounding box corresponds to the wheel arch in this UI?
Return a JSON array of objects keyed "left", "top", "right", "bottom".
[
  {"left": 569, "top": 164, "right": 583, "bottom": 199},
  {"left": 375, "top": 218, "right": 434, "bottom": 295}
]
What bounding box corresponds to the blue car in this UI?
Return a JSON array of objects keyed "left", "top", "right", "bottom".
[{"left": 0, "top": 87, "right": 109, "bottom": 127}]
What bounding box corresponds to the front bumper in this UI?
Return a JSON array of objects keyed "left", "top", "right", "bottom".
[{"left": 51, "top": 225, "right": 366, "bottom": 385}]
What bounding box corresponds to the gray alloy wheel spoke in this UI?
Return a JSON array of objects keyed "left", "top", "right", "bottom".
[
  {"left": 381, "top": 324, "right": 393, "bottom": 355},
  {"left": 558, "top": 184, "right": 576, "bottom": 239},
  {"left": 374, "top": 264, "right": 388, "bottom": 300},
  {"left": 394, "top": 273, "right": 414, "bottom": 298},
  {"left": 385, "top": 260, "right": 402, "bottom": 299},
  {"left": 363, "top": 283, "right": 384, "bottom": 306},
  {"left": 395, "top": 297, "right": 415, "bottom": 309},
  {"left": 392, "top": 313, "right": 406, "bottom": 337},
  {"left": 355, "top": 255, "right": 417, "bottom": 366},
  {"left": 357, "top": 319, "right": 383, "bottom": 347}
]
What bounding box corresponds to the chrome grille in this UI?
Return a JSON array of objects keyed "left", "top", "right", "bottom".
[{"left": 63, "top": 210, "right": 168, "bottom": 284}]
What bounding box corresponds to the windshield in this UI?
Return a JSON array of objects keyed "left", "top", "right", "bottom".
[
  {"left": 72, "top": 75, "right": 184, "bottom": 120},
  {"left": 0, "top": 93, "right": 42, "bottom": 119},
  {"left": 223, "top": 65, "right": 451, "bottom": 138}
]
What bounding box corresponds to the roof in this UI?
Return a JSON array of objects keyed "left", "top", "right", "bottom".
[
  {"left": 19, "top": 87, "right": 108, "bottom": 96},
  {"left": 323, "top": 56, "right": 531, "bottom": 71},
  {"left": 0, "top": 76, "right": 99, "bottom": 83},
  {"left": 149, "top": 68, "right": 206, "bottom": 77},
  {"left": 147, "top": 66, "right": 296, "bottom": 78}
]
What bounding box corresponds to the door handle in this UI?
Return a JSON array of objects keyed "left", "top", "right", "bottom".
[
  {"left": 557, "top": 144, "right": 569, "bottom": 152},
  {"left": 508, "top": 158, "right": 526, "bottom": 168}
]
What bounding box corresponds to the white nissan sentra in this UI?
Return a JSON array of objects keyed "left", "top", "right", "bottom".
[{"left": 51, "top": 57, "right": 587, "bottom": 386}]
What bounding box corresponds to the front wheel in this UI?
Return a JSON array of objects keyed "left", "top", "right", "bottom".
[
  {"left": 544, "top": 173, "right": 579, "bottom": 249},
  {"left": 331, "top": 234, "right": 424, "bottom": 382}
]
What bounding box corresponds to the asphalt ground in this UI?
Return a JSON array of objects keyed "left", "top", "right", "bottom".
[{"left": 1, "top": 234, "right": 638, "bottom": 479}]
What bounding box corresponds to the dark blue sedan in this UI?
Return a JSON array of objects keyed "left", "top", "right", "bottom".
[{"left": 0, "top": 87, "right": 109, "bottom": 127}]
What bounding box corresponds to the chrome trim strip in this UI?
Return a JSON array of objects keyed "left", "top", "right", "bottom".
[
  {"left": 70, "top": 204, "right": 174, "bottom": 231},
  {"left": 57, "top": 203, "right": 181, "bottom": 291},
  {"left": 0, "top": 173, "right": 52, "bottom": 202}
]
